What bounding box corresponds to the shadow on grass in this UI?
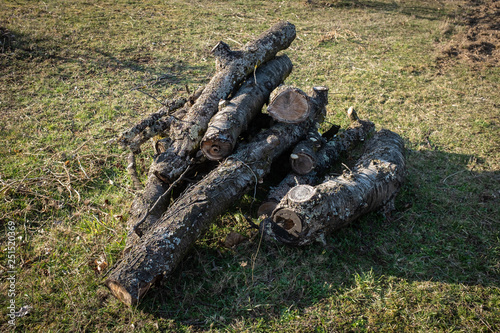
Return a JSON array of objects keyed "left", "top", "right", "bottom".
[
  {"left": 2, "top": 27, "right": 210, "bottom": 90},
  {"left": 132, "top": 147, "right": 499, "bottom": 327}
]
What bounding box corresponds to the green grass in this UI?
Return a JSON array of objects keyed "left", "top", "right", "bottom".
[{"left": 1, "top": 0, "right": 499, "bottom": 331}]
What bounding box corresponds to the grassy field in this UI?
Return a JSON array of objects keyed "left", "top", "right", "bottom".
[{"left": 1, "top": 0, "right": 499, "bottom": 331}]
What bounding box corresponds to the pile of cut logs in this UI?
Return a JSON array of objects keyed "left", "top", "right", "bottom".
[{"left": 106, "top": 21, "right": 406, "bottom": 306}]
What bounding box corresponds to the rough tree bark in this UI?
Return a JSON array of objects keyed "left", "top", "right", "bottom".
[
  {"left": 117, "top": 84, "right": 205, "bottom": 155},
  {"left": 124, "top": 21, "right": 296, "bottom": 244},
  {"left": 261, "top": 129, "right": 406, "bottom": 246},
  {"left": 200, "top": 54, "right": 293, "bottom": 160},
  {"left": 105, "top": 87, "right": 328, "bottom": 306},
  {"left": 126, "top": 152, "right": 144, "bottom": 191},
  {"left": 258, "top": 109, "right": 375, "bottom": 217}
]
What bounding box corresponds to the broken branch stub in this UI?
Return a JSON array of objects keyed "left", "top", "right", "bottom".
[
  {"left": 263, "top": 129, "right": 406, "bottom": 246},
  {"left": 105, "top": 89, "right": 328, "bottom": 306},
  {"left": 201, "top": 54, "right": 293, "bottom": 160}
]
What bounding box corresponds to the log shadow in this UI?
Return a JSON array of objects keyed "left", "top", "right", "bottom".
[
  {"left": 90, "top": 47, "right": 210, "bottom": 87},
  {"left": 133, "top": 148, "right": 499, "bottom": 328}
]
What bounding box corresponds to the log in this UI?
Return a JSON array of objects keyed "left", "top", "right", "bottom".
[
  {"left": 105, "top": 86, "right": 328, "bottom": 306},
  {"left": 200, "top": 54, "right": 293, "bottom": 160},
  {"left": 257, "top": 109, "right": 375, "bottom": 217},
  {"left": 289, "top": 130, "right": 325, "bottom": 175},
  {"left": 267, "top": 84, "right": 328, "bottom": 124},
  {"left": 124, "top": 21, "right": 296, "bottom": 243},
  {"left": 262, "top": 129, "right": 406, "bottom": 246}
]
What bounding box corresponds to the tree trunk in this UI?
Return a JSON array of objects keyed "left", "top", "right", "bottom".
[
  {"left": 124, "top": 21, "right": 296, "bottom": 243},
  {"left": 200, "top": 54, "right": 293, "bottom": 160},
  {"left": 105, "top": 87, "right": 328, "bottom": 306},
  {"left": 262, "top": 129, "right": 405, "bottom": 246},
  {"left": 258, "top": 112, "right": 375, "bottom": 217}
]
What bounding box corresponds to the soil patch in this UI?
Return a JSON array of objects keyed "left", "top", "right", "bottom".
[{"left": 0, "top": 27, "right": 15, "bottom": 53}]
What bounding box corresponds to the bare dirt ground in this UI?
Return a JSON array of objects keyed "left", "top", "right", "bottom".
[{"left": 438, "top": 0, "right": 500, "bottom": 69}]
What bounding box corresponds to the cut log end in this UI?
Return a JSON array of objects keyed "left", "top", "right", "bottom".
[
  {"left": 273, "top": 208, "right": 302, "bottom": 237},
  {"left": 267, "top": 87, "right": 310, "bottom": 123},
  {"left": 312, "top": 86, "right": 329, "bottom": 106},
  {"left": 200, "top": 139, "right": 233, "bottom": 161},
  {"left": 288, "top": 184, "right": 316, "bottom": 203},
  {"left": 290, "top": 152, "right": 316, "bottom": 175}
]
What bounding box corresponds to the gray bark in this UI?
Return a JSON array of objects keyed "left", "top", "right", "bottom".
[
  {"left": 124, "top": 21, "right": 296, "bottom": 245},
  {"left": 117, "top": 98, "right": 189, "bottom": 154},
  {"left": 152, "top": 21, "right": 296, "bottom": 182}
]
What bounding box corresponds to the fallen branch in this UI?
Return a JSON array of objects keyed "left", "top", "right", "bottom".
[
  {"left": 118, "top": 98, "right": 187, "bottom": 154},
  {"left": 152, "top": 21, "right": 297, "bottom": 183},
  {"left": 124, "top": 21, "right": 297, "bottom": 242}
]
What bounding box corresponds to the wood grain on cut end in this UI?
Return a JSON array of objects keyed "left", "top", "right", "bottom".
[
  {"left": 106, "top": 280, "right": 135, "bottom": 307},
  {"left": 290, "top": 151, "right": 316, "bottom": 175},
  {"left": 273, "top": 208, "right": 302, "bottom": 237},
  {"left": 257, "top": 200, "right": 278, "bottom": 218}
]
